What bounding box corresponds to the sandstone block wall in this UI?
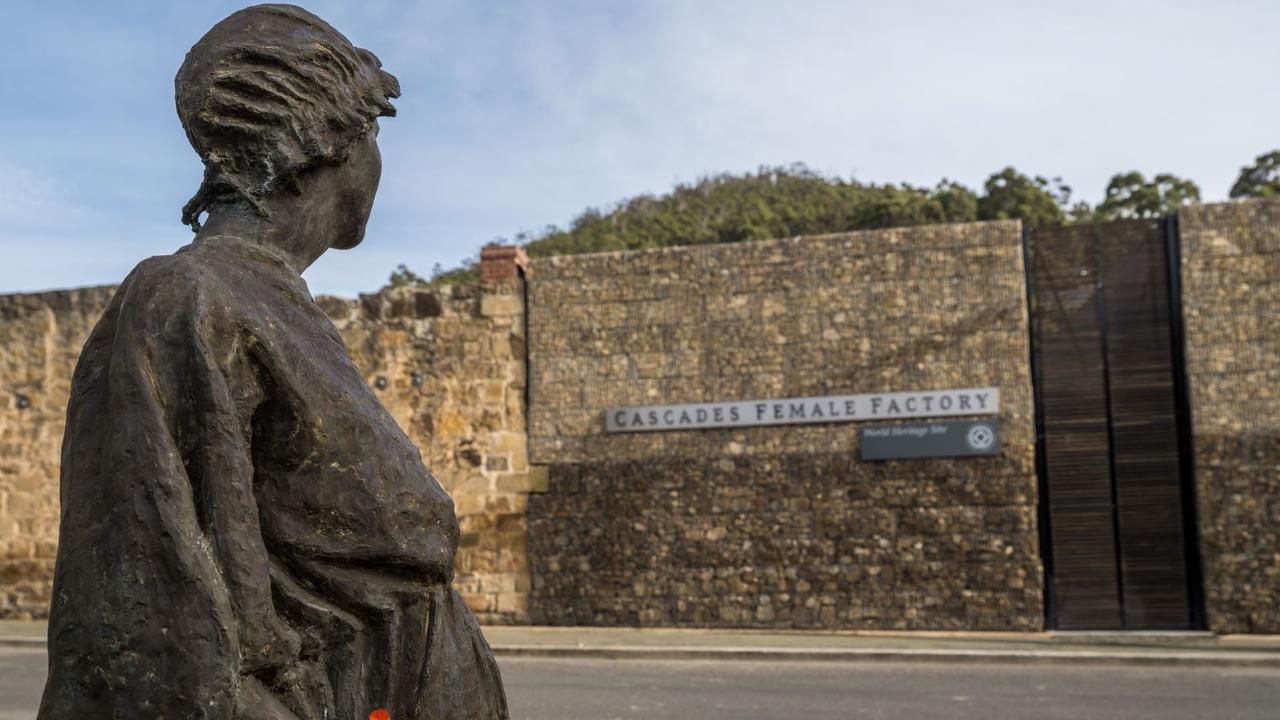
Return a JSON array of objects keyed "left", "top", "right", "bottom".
[
  {"left": 0, "top": 287, "right": 115, "bottom": 618},
  {"left": 0, "top": 278, "right": 532, "bottom": 622},
  {"left": 319, "top": 280, "right": 532, "bottom": 622},
  {"left": 1179, "top": 199, "right": 1280, "bottom": 633},
  {"left": 526, "top": 222, "right": 1044, "bottom": 629}
]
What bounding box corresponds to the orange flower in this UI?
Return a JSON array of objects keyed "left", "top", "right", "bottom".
[{"left": 369, "top": 710, "right": 391, "bottom": 720}]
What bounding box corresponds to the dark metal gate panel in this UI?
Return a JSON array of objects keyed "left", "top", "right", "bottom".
[
  {"left": 1030, "top": 224, "right": 1123, "bottom": 629},
  {"left": 1029, "top": 220, "right": 1199, "bottom": 630},
  {"left": 1098, "top": 221, "right": 1193, "bottom": 629}
]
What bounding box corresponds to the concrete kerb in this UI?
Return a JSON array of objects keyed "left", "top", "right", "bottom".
[
  {"left": 491, "top": 644, "right": 1280, "bottom": 668},
  {"left": 0, "top": 637, "right": 43, "bottom": 649}
]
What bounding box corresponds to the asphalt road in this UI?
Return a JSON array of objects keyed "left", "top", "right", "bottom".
[{"left": 3, "top": 649, "right": 1280, "bottom": 719}]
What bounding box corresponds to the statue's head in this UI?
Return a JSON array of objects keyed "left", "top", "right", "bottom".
[{"left": 176, "top": 4, "right": 399, "bottom": 248}]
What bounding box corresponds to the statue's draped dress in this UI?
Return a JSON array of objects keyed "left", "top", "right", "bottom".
[{"left": 37, "top": 238, "right": 508, "bottom": 719}]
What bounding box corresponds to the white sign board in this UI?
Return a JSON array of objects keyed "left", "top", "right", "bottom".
[{"left": 605, "top": 387, "right": 999, "bottom": 433}]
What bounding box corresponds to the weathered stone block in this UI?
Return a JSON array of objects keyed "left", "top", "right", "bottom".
[
  {"left": 496, "top": 473, "right": 532, "bottom": 493},
  {"left": 480, "top": 294, "right": 522, "bottom": 318},
  {"left": 528, "top": 466, "right": 550, "bottom": 493}
]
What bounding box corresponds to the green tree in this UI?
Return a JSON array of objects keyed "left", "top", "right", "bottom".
[
  {"left": 1229, "top": 150, "right": 1280, "bottom": 199},
  {"left": 422, "top": 251, "right": 482, "bottom": 287},
  {"left": 976, "top": 167, "right": 1070, "bottom": 229},
  {"left": 1095, "top": 171, "right": 1201, "bottom": 220},
  {"left": 1066, "top": 201, "right": 1095, "bottom": 225},
  {"left": 933, "top": 179, "right": 979, "bottom": 223},
  {"left": 386, "top": 263, "right": 429, "bottom": 288}
]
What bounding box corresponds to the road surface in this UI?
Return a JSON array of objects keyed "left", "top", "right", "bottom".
[{"left": 3, "top": 649, "right": 1278, "bottom": 719}]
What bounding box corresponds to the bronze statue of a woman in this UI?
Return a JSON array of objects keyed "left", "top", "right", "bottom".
[{"left": 38, "top": 5, "right": 508, "bottom": 718}]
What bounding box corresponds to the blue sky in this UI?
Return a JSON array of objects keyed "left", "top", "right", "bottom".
[{"left": 1, "top": 0, "right": 1276, "bottom": 297}]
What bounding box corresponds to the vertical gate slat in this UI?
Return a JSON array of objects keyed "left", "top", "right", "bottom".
[
  {"left": 1100, "top": 220, "right": 1194, "bottom": 629},
  {"left": 1031, "top": 224, "right": 1123, "bottom": 630}
]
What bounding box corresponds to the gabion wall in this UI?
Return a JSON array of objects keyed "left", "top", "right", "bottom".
[
  {"left": 526, "top": 222, "right": 1043, "bottom": 629},
  {"left": 0, "top": 287, "right": 114, "bottom": 618},
  {"left": 1179, "top": 199, "right": 1280, "bottom": 633}
]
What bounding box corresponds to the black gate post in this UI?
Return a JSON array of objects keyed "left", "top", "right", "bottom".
[
  {"left": 1023, "top": 224, "right": 1058, "bottom": 629},
  {"left": 1162, "top": 214, "right": 1208, "bottom": 630}
]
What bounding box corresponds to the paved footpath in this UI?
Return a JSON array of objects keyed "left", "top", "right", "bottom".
[
  {"left": 4, "top": 621, "right": 1280, "bottom": 666},
  {"left": 479, "top": 625, "right": 1280, "bottom": 666}
]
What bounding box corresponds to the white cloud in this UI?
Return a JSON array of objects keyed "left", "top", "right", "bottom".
[
  {"left": 3, "top": 0, "right": 1279, "bottom": 296},
  {"left": 343, "top": 0, "right": 1279, "bottom": 299},
  {"left": 0, "top": 164, "right": 75, "bottom": 228}
]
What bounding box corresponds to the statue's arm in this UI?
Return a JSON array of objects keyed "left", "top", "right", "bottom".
[
  {"left": 158, "top": 290, "right": 302, "bottom": 678},
  {"left": 52, "top": 264, "right": 308, "bottom": 718}
]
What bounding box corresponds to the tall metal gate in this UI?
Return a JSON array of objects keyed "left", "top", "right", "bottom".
[{"left": 1027, "top": 219, "right": 1203, "bottom": 630}]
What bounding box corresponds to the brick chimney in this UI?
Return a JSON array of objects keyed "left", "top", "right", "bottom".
[{"left": 479, "top": 245, "right": 529, "bottom": 282}]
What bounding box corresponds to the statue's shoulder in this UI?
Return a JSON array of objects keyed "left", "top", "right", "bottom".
[{"left": 114, "top": 246, "right": 249, "bottom": 326}]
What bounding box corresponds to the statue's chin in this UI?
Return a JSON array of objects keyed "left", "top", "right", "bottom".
[{"left": 332, "top": 230, "right": 366, "bottom": 251}]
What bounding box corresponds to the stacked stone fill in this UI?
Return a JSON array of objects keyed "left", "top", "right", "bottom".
[
  {"left": 526, "top": 221, "right": 1043, "bottom": 629},
  {"left": 1179, "top": 199, "right": 1280, "bottom": 633}
]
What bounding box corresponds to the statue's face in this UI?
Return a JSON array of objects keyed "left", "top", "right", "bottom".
[{"left": 331, "top": 126, "right": 383, "bottom": 251}]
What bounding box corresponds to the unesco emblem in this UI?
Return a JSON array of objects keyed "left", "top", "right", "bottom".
[{"left": 966, "top": 423, "right": 996, "bottom": 451}]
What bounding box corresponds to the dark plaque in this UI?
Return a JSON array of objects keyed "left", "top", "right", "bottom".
[{"left": 860, "top": 420, "right": 1000, "bottom": 460}]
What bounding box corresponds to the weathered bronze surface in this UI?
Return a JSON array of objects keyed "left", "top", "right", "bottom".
[{"left": 37, "top": 5, "right": 508, "bottom": 718}]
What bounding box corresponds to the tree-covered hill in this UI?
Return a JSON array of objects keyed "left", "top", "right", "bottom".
[{"left": 397, "top": 152, "right": 1276, "bottom": 288}]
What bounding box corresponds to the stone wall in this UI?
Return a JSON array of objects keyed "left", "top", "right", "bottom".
[
  {"left": 526, "top": 222, "right": 1044, "bottom": 629},
  {"left": 319, "top": 278, "right": 533, "bottom": 623},
  {"left": 10, "top": 203, "right": 1278, "bottom": 632},
  {"left": 0, "top": 269, "right": 533, "bottom": 622},
  {"left": 1179, "top": 199, "right": 1280, "bottom": 633},
  {"left": 0, "top": 287, "right": 116, "bottom": 618}
]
